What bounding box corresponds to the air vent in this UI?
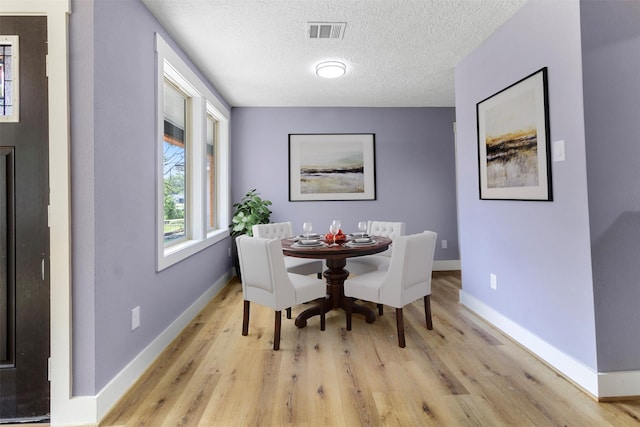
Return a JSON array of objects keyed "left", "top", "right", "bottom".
[{"left": 307, "top": 22, "right": 346, "bottom": 39}]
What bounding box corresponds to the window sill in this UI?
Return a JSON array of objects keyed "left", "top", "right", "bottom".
[{"left": 158, "top": 228, "right": 229, "bottom": 271}]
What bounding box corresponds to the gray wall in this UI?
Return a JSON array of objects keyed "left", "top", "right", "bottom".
[
  {"left": 230, "top": 107, "right": 459, "bottom": 261},
  {"left": 70, "top": 0, "right": 232, "bottom": 394},
  {"left": 581, "top": 0, "right": 640, "bottom": 372},
  {"left": 455, "top": 0, "right": 598, "bottom": 369}
]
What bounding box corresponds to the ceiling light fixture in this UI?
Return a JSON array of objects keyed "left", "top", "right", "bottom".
[{"left": 316, "top": 61, "right": 346, "bottom": 79}]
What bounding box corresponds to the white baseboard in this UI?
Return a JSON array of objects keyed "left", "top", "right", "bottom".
[
  {"left": 433, "top": 260, "right": 460, "bottom": 271},
  {"left": 460, "top": 290, "right": 640, "bottom": 399},
  {"left": 93, "top": 270, "right": 233, "bottom": 422},
  {"left": 598, "top": 370, "right": 640, "bottom": 399},
  {"left": 460, "top": 290, "right": 600, "bottom": 395}
]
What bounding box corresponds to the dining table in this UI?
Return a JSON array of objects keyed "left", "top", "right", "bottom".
[{"left": 281, "top": 235, "right": 392, "bottom": 328}]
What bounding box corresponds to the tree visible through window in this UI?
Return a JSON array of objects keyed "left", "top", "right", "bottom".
[{"left": 163, "top": 80, "right": 187, "bottom": 244}]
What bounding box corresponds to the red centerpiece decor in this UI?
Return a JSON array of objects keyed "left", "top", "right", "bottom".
[{"left": 324, "top": 229, "right": 347, "bottom": 243}]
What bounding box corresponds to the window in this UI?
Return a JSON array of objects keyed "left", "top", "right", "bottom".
[
  {"left": 0, "top": 36, "right": 19, "bottom": 122},
  {"left": 163, "top": 80, "right": 188, "bottom": 245},
  {"left": 156, "top": 34, "right": 230, "bottom": 270}
]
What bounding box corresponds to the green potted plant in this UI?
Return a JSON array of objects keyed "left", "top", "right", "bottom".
[{"left": 230, "top": 189, "right": 272, "bottom": 279}]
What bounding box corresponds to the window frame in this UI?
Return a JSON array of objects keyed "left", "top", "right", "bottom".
[
  {"left": 155, "top": 33, "right": 230, "bottom": 271},
  {"left": 205, "top": 107, "right": 218, "bottom": 232}
]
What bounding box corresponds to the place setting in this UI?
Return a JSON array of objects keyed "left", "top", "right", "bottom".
[
  {"left": 292, "top": 222, "right": 325, "bottom": 248},
  {"left": 346, "top": 236, "right": 376, "bottom": 246},
  {"left": 346, "top": 221, "right": 375, "bottom": 246}
]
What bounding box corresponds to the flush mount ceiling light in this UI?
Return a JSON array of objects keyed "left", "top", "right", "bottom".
[{"left": 316, "top": 61, "right": 346, "bottom": 79}]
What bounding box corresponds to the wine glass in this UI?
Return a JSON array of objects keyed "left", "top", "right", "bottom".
[
  {"left": 358, "top": 221, "right": 367, "bottom": 238},
  {"left": 329, "top": 223, "right": 339, "bottom": 246},
  {"left": 332, "top": 219, "right": 341, "bottom": 233},
  {"left": 303, "top": 222, "right": 312, "bottom": 240}
]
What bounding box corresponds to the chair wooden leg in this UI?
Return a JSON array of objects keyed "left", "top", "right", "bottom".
[
  {"left": 319, "top": 298, "right": 325, "bottom": 331},
  {"left": 274, "top": 310, "right": 281, "bottom": 351},
  {"left": 396, "top": 307, "right": 406, "bottom": 348},
  {"left": 345, "top": 298, "right": 352, "bottom": 331},
  {"left": 286, "top": 307, "right": 292, "bottom": 319},
  {"left": 424, "top": 295, "right": 433, "bottom": 330},
  {"left": 377, "top": 303, "right": 384, "bottom": 316},
  {"left": 242, "top": 300, "right": 250, "bottom": 336}
]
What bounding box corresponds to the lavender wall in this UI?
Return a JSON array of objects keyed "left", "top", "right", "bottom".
[
  {"left": 230, "top": 107, "right": 458, "bottom": 262},
  {"left": 581, "top": 0, "right": 640, "bottom": 372},
  {"left": 70, "top": 0, "right": 232, "bottom": 394},
  {"left": 69, "top": 0, "right": 97, "bottom": 394},
  {"left": 455, "top": 0, "right": 598, "bottom": 368}
]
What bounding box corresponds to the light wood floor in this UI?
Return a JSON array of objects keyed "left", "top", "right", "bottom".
[{"left": 100, "top": 271, "right": 640, "bottom": 426}]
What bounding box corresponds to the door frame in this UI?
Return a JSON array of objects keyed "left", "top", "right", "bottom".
[{"left": 0, "top": 0, "right": 90, "bottom": 424}]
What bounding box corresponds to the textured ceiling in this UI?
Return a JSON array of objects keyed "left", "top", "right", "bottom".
[{"left": 142, "top": 0, "right": 527, "bottom": 107}]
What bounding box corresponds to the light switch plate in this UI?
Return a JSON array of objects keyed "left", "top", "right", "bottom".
[
  {"left": 131, "top": 306, "right": 140, "bottom": 331},
  {"left": 553, "top": 140, "right": 566, "bottom": 162}
]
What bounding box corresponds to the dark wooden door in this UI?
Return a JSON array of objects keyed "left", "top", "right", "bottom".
[{"left": 0, "top": 16, "right": 50, "bottom": 421}]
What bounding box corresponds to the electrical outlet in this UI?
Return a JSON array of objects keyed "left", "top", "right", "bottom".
[
  {"left": 490, "top": 274, "right": 497, "bottom": 290},
  {"left": 131, "top": 306, "right": 140, "bottom": 331},
  {"left": 441, "top": 239, "right": 448, "bottom": 249}
]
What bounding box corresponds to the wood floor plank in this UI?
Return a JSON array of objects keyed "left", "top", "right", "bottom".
[
  {"left": 304, "top": 329, "right": 345, "bottom": 425},
  {"left": 100, "top": 272, "right": 640, "bottom": 427}
]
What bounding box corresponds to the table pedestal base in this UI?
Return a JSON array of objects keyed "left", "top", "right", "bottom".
[{"left": 294, "top": 258, "right": 376, "bottom": 328}]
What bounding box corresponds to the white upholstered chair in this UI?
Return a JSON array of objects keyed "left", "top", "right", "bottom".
[
  {"left": 252, "top": 222, "right": 324, "bottom": 278},
  {"left": 345, "top": 221, "right": 406, "bottom": 276},
  {"left": 344, "top": 231, "right": 437, "bottom": 348},
  {"left": 236, "top": 235, "right": 326, "bottom": 350}
]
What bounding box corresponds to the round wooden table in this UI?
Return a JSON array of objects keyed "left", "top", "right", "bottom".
[{"left": 282, "top": 236, "right": 392, "bottom": 328}]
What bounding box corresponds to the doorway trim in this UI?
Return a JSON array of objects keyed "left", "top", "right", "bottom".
[{"left": 0, "top": 0, "right": 91, "bottom": 424}]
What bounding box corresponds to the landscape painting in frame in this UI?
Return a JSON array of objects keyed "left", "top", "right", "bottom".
[
  {"left": 289, "top": 134, "right": 376, "bottom": 201},
  {"left": 477, "top": 67, "right": 552, "bottom": 201}
]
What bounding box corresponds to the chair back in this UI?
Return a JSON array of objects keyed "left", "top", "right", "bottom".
[
  {"left": 252, "top": 221, "right": 294, "bottom": 239},
  {"left": 236, "top": 235, "right": 296, "bottom": 310},
  {"left": 379, "top": 231, "right": 437, "bottom": 307},
  {"left": 367, "top": 221, "right": 406, "bottom": 256}
]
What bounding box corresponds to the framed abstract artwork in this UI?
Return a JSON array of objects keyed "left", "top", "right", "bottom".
[
  {"left": 288, "top": 133, "right": 376, "bottom": 201},
  {"left": 477, "top": 67, "right": 552, "bottom": 201}
]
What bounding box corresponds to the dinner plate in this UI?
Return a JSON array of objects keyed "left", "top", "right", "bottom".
[
  {"left": 353, "top": 238, "right": 373, "bottom": 244},
  {"left": 346, "top": 240, "right": 376, "bottom": 246},
  {"left": 294, "top": 240, "right": 323, "bottom": 247},
  {"left": 298, "top": 233, "right": 320, "bottom": 239},
  {"left": 300, "top": 239, "right": 321, "bottom": 245}
]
